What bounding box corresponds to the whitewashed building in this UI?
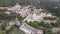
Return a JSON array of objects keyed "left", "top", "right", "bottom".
[
  {"left": 7, "top": 3, "right": 31, "bottom": 17},
  {"left": 8, "top": 3, "right": 21, "bottom": 13},
  {"left": 52, "top": 27, "right": 60, "bottom": 33},
  {"left": 20, "top": 23, "right": 43, "bottom": 34},
  {"left": 23, "top": 8, "right": 52, "bottom": 22}
]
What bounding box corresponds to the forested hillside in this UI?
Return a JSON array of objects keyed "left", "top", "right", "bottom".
[{"left": 0, "top": 0, "right": 60, "bottom": 17}]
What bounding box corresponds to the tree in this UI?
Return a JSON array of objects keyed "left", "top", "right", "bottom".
[
  {"left": 38, "top": 21, "right": 46, "bottom": 27},
  {"left": 44, "top": 29, "right": 54, "bottom": 34},
  {"left": 54, "top": 20, "right": 60, "bottom": 27},
  {"left": 28, "top": 21, "right": 39, "bottom": 28},
  {"left": 0, "top": 31, "right": 4, "bottom": 34}
]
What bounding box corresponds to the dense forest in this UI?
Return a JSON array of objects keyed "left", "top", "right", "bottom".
[{"left": 0, "top": 0, "right": 60, "bottom": 17}]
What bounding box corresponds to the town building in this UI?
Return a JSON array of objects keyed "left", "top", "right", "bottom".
[
  {"left": 5, "top": 18, "right": 20, "bottom": 31},
  {"left": 2, "top": 3, "right": 57, "bottom": 24},
  {"left": 7, "top": 3, "right": 21, "bottom": 13},
  {"left": 7, "top": 3, "right": 31, "bottom": 17},
  {"left": 23, "top": 8, "right": 53, "bottom": 22},
  {"left": 52, "top": 27, "right": 60, "bottom": 33},
  {"left": 20, "top": 23, "right": 43, "bottom": 34}
]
